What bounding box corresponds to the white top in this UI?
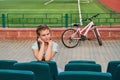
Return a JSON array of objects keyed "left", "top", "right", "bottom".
[{"left": 32, "top": 41, "right": 58, "bottom": 61}]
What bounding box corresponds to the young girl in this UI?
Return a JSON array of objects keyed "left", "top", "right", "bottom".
[{"left": 32, "top": 24, "right": 58, "bottom": 61}]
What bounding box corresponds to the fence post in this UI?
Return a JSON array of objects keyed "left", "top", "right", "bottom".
[
  {"left": 65, "top": 13, "right": 68, "bottom": 28},
  {"left": 2, "top": 13, "right": 6, "bottom": 28}
]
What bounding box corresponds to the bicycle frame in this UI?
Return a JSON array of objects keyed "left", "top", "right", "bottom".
[
  {"left": 62, "top": 13, "right": 102, "bottom": 48},
  {"left": 71, "top": 21, "right": 95, "bottom": 40}
]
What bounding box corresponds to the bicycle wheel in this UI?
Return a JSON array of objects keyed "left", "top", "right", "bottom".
[
  {"left": 94, "top": 28, "right": 102, "bottom": 46},
  {"left": 62, "top": 29, "right": 80, "bottom": 48}
]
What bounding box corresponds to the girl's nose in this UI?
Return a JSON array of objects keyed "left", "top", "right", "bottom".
[{"left": 45, "top": 35, "right": 49, "bottom": 39}]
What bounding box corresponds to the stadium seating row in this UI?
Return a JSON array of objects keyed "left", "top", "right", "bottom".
[{"left": 0, "top": 60, "right": 120, "bottom": 80}]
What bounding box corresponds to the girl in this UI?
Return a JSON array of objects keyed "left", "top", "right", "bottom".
[{"left": 32, "top": 24, "right": 58, "bottom": 61}]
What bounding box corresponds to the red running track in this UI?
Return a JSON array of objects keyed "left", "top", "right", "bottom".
[{"left": 99, "top": 0, "right": 120, "bottom": 12}]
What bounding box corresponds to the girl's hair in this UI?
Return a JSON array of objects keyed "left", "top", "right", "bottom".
[
  {"left": 36, "top": 24, "right": 50, "bottom": 36},
  {"left": 36, "top": 24, "right": 50, "bottom": 50}
]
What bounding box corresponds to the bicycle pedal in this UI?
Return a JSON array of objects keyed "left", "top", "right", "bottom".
[{"left": 81, "top": 35, "right": 86, "bottom": 41}]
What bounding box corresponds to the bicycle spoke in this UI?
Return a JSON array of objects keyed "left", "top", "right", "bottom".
[{"left": 62, "top": 29, "right": 79, "bottom": 48}]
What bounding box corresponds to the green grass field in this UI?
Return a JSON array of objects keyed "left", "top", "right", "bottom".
[
  {"left": 0, "top": 0, "right": 78, "bottom": 13},
  {"left": 0, "top": 0, "right": 112, "bottom": 13},
  {"left": 0, "top": 0, "right": 119, "bottom": 28}
]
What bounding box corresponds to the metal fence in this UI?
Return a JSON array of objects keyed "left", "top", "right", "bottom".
[{"left": 0, "top": 13, "right": 120, "bottom": 28}]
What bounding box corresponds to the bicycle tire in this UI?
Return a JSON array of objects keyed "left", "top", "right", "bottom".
[
  {"left": 94, "top": 28, "right": 102, "bottom": 46},
  {"left": 62, "top": 29, "right": 79, "bottom": 48}
]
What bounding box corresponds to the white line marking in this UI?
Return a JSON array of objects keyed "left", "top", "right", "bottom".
[
  {"left": 44, "top": 0, "right": 54, "bottom": 5},
  {"left": 81, "top": 0, "right": 90, "bottom": 3},
  {"left": 78, "top": 0, "right": 83, "bottom": 25}
]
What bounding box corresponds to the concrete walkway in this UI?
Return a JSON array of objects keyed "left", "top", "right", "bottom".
[{"left": 0, "top": 40, "right": 120, "bottom": 72}]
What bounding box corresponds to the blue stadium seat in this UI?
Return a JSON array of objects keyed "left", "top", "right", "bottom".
[
  {"left": 0, "top": 60, "right": 17, "bottom": 69},
  {"left": 58, "top": 71, "right": 112, "bottom": 80},
  {"left": 107, "top": 60, "right": 120, "bottom": 80},
  {"left": 114, "top": 64, "right": 120, "bottom": 80},
  {"left": 68, "top": 60, "right": 96, "bottom": 64},
  {"left": 30, "top": 60, "right": 58, "bottom": 80},
  {"left": 65, "top": 63, "right": 101, "bottom": 72},
  {"left": 13, "top": 62, "right": 53, "bottom": 80},
  {"left": 0, "top": 69, "right": 34, "bottom": 80}
]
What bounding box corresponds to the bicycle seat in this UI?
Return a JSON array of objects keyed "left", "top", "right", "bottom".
[{"left": 73, "top": 23, "right": 80, "bottom": 27}]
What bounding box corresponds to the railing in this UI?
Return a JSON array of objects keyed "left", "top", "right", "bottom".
[{"left": 0, "top": 13, "right": 120, "bottom": 28}]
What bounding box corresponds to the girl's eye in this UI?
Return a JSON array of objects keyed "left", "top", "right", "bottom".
[
  {"left": 41, "top": 33, "right": 49, "bottom": 36},
  {"left": 42, "top": 35, "right": 45, "bottom": 36},
  {"left": 47, "top": 33, "right": 50, "bottom": 35}
]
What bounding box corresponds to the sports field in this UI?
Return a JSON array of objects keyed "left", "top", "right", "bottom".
[
  {"left": 0, "top": 0, "right": 111, "bottom": 13},
  {"left": 0, "top": 0, "right": 78, "bottom": 13},
  {"left": 0, "top": 0, "right": 119, "bottom": 27}
]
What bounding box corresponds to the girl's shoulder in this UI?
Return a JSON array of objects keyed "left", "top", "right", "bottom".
[
  {"left": 32, "top": 41, "right": 38, "bottom": 49},
  {"left": 52, "top": 41, "right": 58, "bottom": 46},
  {"left": 52, "top": 41, "right": 59, "bottom": 53}
]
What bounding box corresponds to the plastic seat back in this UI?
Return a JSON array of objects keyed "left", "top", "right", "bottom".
[
  {"left": 14, "top": 62, "right": 53, "bottom": 80},
  {"left": 31, "top": 61, "right": 58, "bottom": 80},
  {"left": 0, "top": 60, "right": 17, "bottom": 69},
  {"left": 0, "top": 69, "right": 34, "bottom": 80},
  {"left": 68, "top": 60, "right": 96, "bottom": 64},
  {"left": 65, "top": 63, "right": 101, "bottom": 72},
  {"left": 58, "top": 71, "right": 112, "bottom": 80},
  {"left": 115, "top": 64, "right": 120, "bottom": 80},
  {"left": 107, "top": 60, "right": 120, "bottom": 80}
]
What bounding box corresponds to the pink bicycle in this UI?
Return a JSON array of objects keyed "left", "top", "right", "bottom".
[{"left": 62, "top": 14, "right": 102, "bottom": 48}]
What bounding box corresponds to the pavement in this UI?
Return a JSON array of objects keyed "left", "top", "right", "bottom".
[{"left": 0, "top": 40, "right": 120, "bottom": 72}]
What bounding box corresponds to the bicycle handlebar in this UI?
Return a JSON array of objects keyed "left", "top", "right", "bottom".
[
  {"left": 82, "top": 13, "right": 100, "bottom": 21},
  {"left": 91, "top": 13, "right": 99, "bottom": 19},
  {"left": 73, "top": 14, "right": 100, "bottom": 27}
]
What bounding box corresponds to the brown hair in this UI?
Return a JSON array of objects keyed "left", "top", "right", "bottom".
[{"left": 36, "top": 24, "right": 50, "bottom": 50}]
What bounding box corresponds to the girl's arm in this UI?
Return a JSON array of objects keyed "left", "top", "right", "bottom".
[
  {"left": 32, "top": 50, "right": 43, "bottom": 61},
  {"left": 45, "top": 40, "right": 56, "bottom": 61},
  {"left": 32, "top": 43, "right": 44, "bottom": 61},
  {"left": 32, "top": 38, "right": 45, "bottom": 61}
]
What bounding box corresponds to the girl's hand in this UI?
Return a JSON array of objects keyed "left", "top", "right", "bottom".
[
  {"left": 38, "top": 37, "right": 44, "bottom": 44},
  {"left": 48, "top": 39, "right": 52, "bottom": 46}
]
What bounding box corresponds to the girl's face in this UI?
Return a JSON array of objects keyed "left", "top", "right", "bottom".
[{"left": 39, "top": 29, "right": 51, "bottom": 42}]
